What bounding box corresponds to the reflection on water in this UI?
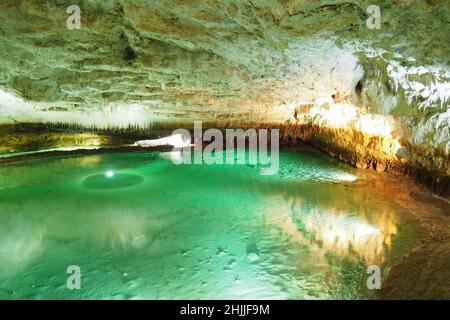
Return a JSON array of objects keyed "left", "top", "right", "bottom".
[
  {"left": 102, "top": 212, "right": 153, "bottom": 250},
  {"left": 268, "top": 199, "right": 398, "bottom": 265},
  {"left": 0, "top": 215, "right": 45, "bottom": 275},
  {"left": 0, "top": 149, "right": 426, "bottom": 299}
]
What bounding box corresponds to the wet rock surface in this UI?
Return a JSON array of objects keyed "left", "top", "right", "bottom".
[{"left": 0, "top": 1, "right": 448, "bottom": 192}]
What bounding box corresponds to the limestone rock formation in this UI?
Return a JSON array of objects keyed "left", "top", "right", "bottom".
[{"left": 0, "top": 0, "right": 448, "bottom": 194}]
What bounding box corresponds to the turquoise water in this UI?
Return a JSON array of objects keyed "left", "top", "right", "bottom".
[{"left": 0, "top": 149, "right": 424, "bottom": 299}]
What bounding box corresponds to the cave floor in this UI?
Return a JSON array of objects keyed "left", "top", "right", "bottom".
[{"left": 0, "top": 148, "right": 448, "bottom": 299}]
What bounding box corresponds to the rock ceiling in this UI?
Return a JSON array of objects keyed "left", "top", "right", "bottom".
[{"left": 0, "top": 0, "right": 448, "bottom": 179}]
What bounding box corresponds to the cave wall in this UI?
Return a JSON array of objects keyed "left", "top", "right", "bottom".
[{"left": 0, "top": 0, "right": 448, "bottom": 193}]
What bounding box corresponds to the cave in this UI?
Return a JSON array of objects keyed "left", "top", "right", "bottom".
[{"left": 0, "top": 1, "right": 449, "bottom": 301}]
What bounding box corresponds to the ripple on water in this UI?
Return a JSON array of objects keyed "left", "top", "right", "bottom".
[
  {"left": 82, "top": 173, "right": 144, "bottom": 190},
  {"left": 277, "top": 156, "right": 357, "bottom": 183}
]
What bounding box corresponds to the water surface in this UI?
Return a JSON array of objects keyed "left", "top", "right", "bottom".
[{"left": 0, "top": 149, "right": 426, "bottom": 299}]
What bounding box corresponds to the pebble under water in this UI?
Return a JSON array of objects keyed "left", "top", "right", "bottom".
[{"left": 0, "top": 149, "right": 427, "bottom": 299}]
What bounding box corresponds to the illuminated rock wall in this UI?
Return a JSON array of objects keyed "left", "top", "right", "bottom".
[{"left": 0, "top": 0, "right": 448, "bottom": 194}]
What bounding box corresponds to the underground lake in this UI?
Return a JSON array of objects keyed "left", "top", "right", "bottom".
[
  {"left": 1, "top": 148, "right": 446, "bottom": 300},
  {"left": 0, "top": 0, "right": 449, "bottom": 305}
]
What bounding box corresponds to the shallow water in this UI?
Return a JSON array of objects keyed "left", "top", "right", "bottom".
[{"left": 0, "top": 148, "right": 428, "bottom": 299}]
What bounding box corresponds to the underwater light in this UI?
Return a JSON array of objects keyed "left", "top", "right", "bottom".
[
  {"left": 105, "top": 170, "right": 114, "bottom": 178},
  {"left": 83, "top": 172, "right": 144, "bottom": 189}
]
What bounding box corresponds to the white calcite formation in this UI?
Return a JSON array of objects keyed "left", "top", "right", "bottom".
[{"left": 0, "top": 0, "right": 448, "bottom": 189}]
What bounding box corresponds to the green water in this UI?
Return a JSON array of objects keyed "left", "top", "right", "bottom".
[{"left": 0, "top": 149, "right": 425, "bottom": 299}]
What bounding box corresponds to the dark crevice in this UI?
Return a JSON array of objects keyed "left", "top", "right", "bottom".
[
  {"left": 355, "top": 80, "right": 363, "bottom": 97},
  {"left": 120, "top": 33, "right": 137, "bottom": 62}
]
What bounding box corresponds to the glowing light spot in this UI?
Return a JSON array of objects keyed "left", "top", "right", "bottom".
[{"left": 105, "top": 171, "right": 114, "bottom": 178}]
